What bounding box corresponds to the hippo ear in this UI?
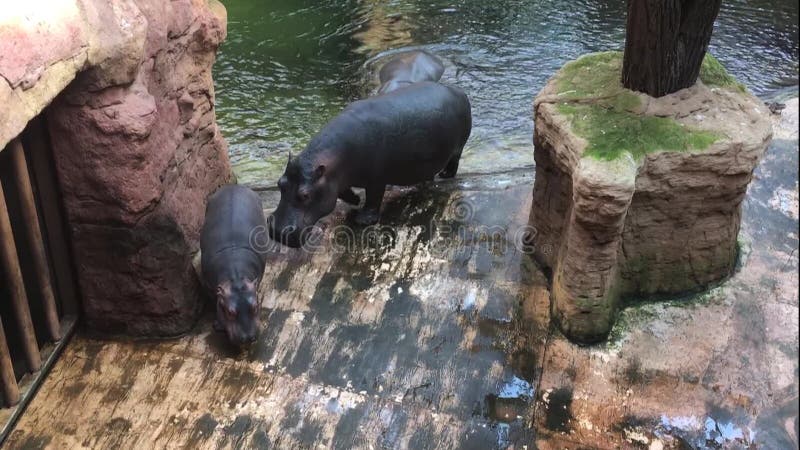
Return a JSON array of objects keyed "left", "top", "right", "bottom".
[
  {"left": 313, "top": 164, "right": 325, "bottom": 181},
  {"left": 286, "top": 151, "right": 293, "bottom": 168},
  {"left": 216, "top": 282, "right": 231, "bottom": 301}
]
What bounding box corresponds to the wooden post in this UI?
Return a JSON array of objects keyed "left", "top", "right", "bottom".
[
  {"left": 23, "top": 118, "right": 80, "bottom": 318},
  {"left": 0, "top": 179, "right": 41, "bottom": 372},
  {"left": 0, "top": 318, "right": 20, "bottom": 407},
  {"left": 9, "top": 139, "right": 61, "bottom": 341},
  {"left": 622, "top": 0, "right": 722, "bottom": 97}
]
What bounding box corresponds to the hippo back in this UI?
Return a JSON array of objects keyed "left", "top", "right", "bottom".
[
  {"left": 344, "top": 82, "right": 471, "bottom": 148},
  {"left": 200, "top": 185, "right": 267, "bottom": 287},
  {"left": 377, "top": 50, "right": 444, "bottom": 94},
  {"left": 315, "top": 81, "right": 471, "bottom": 186}
]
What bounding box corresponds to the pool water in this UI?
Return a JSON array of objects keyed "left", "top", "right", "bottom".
[{"left": 214, "top": 0, "right": 799, "bottom": 187}]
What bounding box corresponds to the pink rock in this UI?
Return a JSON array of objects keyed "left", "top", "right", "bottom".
[{"left": 45, "top": 0, "right": 231, "bottom": 336}]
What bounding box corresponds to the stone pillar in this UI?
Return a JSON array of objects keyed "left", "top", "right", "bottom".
[
  {"left": 529, "top": 52, "right": 772, "bottom": 343},
  {"left": 46, "top": 0, "right": 231, "bottom": 336},
  {"left": 551, "top": 158, "right": 637, "bottom": 343}
]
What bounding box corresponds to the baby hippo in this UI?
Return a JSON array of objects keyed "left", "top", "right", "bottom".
[
  {"left": 377, "top": 50, "right": 444, "bottom": 94},
  {"left": 269, "top": 81, "right": 472, "bottom": 248},
  {"left": 201, "top": 185, "right": 267, "bottom": 346}
]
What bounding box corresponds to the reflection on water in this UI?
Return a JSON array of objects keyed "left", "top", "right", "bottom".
[{"left": 215, "top": 0, "right": 799, "bottom": 186}]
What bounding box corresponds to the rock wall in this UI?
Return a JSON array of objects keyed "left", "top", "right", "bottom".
[
  {"left": 48, "top": 0, "right": 230, "bottom": 336},
  {"left": 1, "top": 0, "right": 231, "bottom": 336},
  {"left": 529, "top": 52, "right": 772, "bottom": 343}
]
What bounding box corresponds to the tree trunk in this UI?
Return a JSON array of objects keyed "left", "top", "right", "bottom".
[{"left": 622, "top": 0, "right": 722, "bottom": 97}]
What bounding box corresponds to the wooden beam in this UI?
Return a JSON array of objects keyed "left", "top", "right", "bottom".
[
  {"left": 22, "top": 118, "right": 79, "bottom": 318},
  {"left": 0, "top": 179, "right": 41, "bottom": 372},
  {"left": 9, "top": 139, "right": 60, "bottom": 341},
  {"left": 0, "top": 318, "right": 20, "bottom": 407}
]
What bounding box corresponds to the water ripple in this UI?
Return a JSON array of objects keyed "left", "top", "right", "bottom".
[{"left": 214, "top": 0, "right": 798, "bottom": 186}]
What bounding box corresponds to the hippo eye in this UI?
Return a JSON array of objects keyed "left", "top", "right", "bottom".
[
  {"left": 278, "top": 176, "right": 289, "bottom": 191},
  {"left": 297, "top": 190, "right": 310, "bottom": 204}
]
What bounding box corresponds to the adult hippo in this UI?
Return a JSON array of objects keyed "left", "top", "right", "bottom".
[
  {"left": 269, "top": 81, "right": 472, "bottom": 248},
  {"left": 377, "top": 50, "right": 444, "bottom": 94},
  {"left": 201, "top": 184, "right": 267, "bottom": 346}
]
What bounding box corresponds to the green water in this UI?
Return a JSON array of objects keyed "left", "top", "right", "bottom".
[{"left": 214, "top": 0, "right": 799, "bottom": 187}]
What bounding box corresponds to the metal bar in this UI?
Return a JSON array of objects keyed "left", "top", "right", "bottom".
[
  {"left": 0, "top": 318, "right": 20, "bottom": 407},
  {"left": 0, "top": 315, "right": 77, "bottom": 444},
  {"left": 0, "top": 179, "right": 41, "bottom": 372},
  {"left": 23, "top": 118, "right": 79, "bottom": 317},
  {"left": 9, "top": 139, "right": 60, "bottom": 341}
]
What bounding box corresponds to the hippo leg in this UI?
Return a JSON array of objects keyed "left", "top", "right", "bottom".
[
  {"left": 354, "top": 184, "right": 385, "bottom": 225},
  {"left": 438, "top": 148, "right": 463, "bottom": 178},
  {"left": 339, "top": 188, "right": 361, "bottom": 205}
]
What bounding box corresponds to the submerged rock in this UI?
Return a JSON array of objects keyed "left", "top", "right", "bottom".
[{"left": 528, "top": 52, "right": 773, "bottom": 343}]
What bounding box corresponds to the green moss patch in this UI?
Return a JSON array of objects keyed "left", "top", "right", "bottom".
[
  {"left": 699, "top": 53, "right": 747, "bottom": 92},
  {"left": 605, "top": 304, "right": 657, "bottom": 349},
  {"left": 552, "top": 51, "right": 721, "bottom": 161},
  {"left": 557, "top": 104, "right": 719, "bottom": 160},
  {"left": 555, "top": 51, "right": 640, "bottom": 112}
]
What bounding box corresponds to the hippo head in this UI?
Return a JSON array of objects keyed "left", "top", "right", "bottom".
[
  {"left": 215, "top": 278, "right": 260, "bottom": 346},
  {"left": 269, "top": 155, "right": 338, "bottom": 248}
]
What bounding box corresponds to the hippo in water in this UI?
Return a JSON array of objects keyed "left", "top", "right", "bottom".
[
  {"left": 201, "top": 184, "right": 267, "bottom": 346},
  {"left": 269, "top": 80, "right": 472, "bottom": 248},
  {"left": 377, "top": 50, "right": 444, "bottom": 94}
]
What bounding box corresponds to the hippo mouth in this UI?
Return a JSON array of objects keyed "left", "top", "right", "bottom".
[
  {"left": 268, "top": 222, "right": 303, "bottom": 248},
  {"left": 234, "top": 336, "right": 258, "bottom": 351},
  {"left": 268, "top": 214, "right": 324, "bottom": 249},
  {"left": 215, "top": 319, "right": 260, "bottom": 349}
]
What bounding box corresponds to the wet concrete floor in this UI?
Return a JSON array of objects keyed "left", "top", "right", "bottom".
[{"left": 3, "top": 105, "right": 798, "bottom": 449}]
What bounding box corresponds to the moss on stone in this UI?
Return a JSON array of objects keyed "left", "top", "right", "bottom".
[
  {"left": 553, "top": 51, "right": 720, "bottom": 161},
  {"left": 605, "top": 283, "right": 729, "bottom": 348},
  {"left": 555, "top": 51, "right": 640, "bottom": 112},
  {"left": 699, "top": 53, "right": 747, "bottom": 92},
  {"left": 557, "top": 103, "right": 719, "bottom": 161},
  {"left": 604, "top": 304, "right": 657, "bottom": 349}
]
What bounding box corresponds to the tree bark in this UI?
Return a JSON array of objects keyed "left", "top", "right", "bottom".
[{"left": 622, "top": 0, "right": 722, "bottom": 97}]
